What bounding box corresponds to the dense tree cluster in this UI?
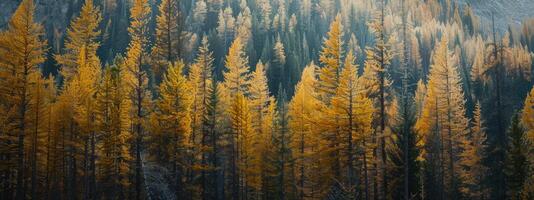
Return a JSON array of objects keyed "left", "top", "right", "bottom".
[{"left": 1, "top": 0, "right": 534, "bottom": 199}]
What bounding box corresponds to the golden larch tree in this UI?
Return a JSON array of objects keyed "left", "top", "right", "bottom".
[
  {"left": 188, "top": 35, "right": 215, "bottom": 198},
  {"left": 126, "top": 0, "right": 152, "bottom": 198},
  {"left": 416, "top": 37, "right": 469, "bottom": 199},
  {"left": 0, "top": 0, "right": 47, "bottom": 198},
  {"left": 55, "top": 0, "right": 101, "bottom": 80},
  {"left": 95, "top": 58, "right": 133, "bottom": 199},
  {"left": 151, "top": 0, "right": 182, "bottom": 84},
  {"left": 331, "top": 51, "right": 374, "bottom": 190},
  {"left": 289, "top": 63, "right": 321, "bottom": 199},
  {"left": 459, "top": 102, "right": 488, "bottom": 199},
  {"left": 154, "top": 62, "right": 192, "bottom": 199}
]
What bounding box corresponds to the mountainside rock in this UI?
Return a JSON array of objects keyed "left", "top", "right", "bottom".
[{"left": 459, "top": 0, "right": 534, "bottom": 31}]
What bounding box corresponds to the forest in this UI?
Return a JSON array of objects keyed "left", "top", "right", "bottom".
[{"left": 1, "top": 0, "right": 534, "bottom": 199}]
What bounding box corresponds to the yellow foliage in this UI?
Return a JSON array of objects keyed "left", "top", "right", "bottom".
[
  {"left": 55, "top": 0, "right": 101, "bottom": 80},
  {"left": 523, "top": 87, "right": 534, "bottom": 142},
  {"left": 317, "top": 14, "right": 344, "bottom": 102}
]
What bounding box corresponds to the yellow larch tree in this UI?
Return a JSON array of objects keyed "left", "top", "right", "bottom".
[
  {"left": 69, "top": 46, "right": 101, "bottom": 199},
  {"left": 26, "top": 72, "right": 54, "bottom": 199},
  {"left": 289, "top": 63, "right": 320, "bottom": 199},
  {"left": 188, "top": 36, "right": 215, "bottom": 198},
  {"left": 126, "top": 0, "right": 152, "bottom": 198},
  {"left": 51, "top": 0, "right": 102, "bottom": 197},
  {"left": 153, "top": 62, "right": 192, "bottom": 199},
  {"left": 331, "top": 51, "right": 374, "bottom": 191},
  {"left": 459, "top": 102, "right": 488, "bottom": 199},
  {"left": 315, "top": 15, "right": 344, "bottom": 192},
  {"left": 523, "top": 87, "right": 534, "bottom": 142},
  {"left": 221, "top": 37, "right": 252, "bottom": 96},
  {"left": 248, "top": 60, "right": 273, "bottom": 196},
  {"left": 0, "top": 0, "right": 47, "bottom": 198},
  {"left": 55, "top": 0, "right": 101, "bottom": 80},
  {"left": 414, "top": 79, "right": 427, "bottom": 159},
  {"left": 521, "top": 87, "right": 534, "bottom": 198},
  {"left": 219, "top": 37, "right": 252, "bottom": 199},
  {"left": 228, "top": 92, "right": 254, "bottom": 199},
  {"left": 360, "top": 2, "right": 395, "bottom": 197},
  {"left": 317, "top": 14, "right": 343, "bottom": 102},
  {"left": 416, "top": 37, "right": 469, "bottom": 199},
  {"left": 151, "top": 0, "right": 182, "bottom": 84},
  {"left": 95, "top": 58, "right": 133, "bottom": 199},
  {"left": 54, "top": 79, "right": 78, "bottom": 198}
]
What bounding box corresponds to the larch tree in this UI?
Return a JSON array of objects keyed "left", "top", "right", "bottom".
[
  {"left": 219, "top": 37, "right": 252, "bottom": 199},
  {"left": 249, "top": 60, "right": 274, "bottom": 197},
  {"left": 95, "top": 57, "right": 133, "bottom": 199},
  {"left": 26, "top": 72, "right": 52, "bottom": 199},
  {"left": 331, "top": 51, "right": 374, "bottom": 191},
  {"left": 125, "top": 0, "right": 152, "bottom": 198},
  {"left": 55, "top": 75, "right": 79, "bottom": 199},
  {"left": 154, "top": 62, "right": 192, "bottom": 199},
  {"left": 188, "top": 36, "right": 215, "bottom": 198},
  {"left": 216, "top": 7, "right": 235, "bottom": 49},
  {"left": 52, "top": 0, "right": 102, "bottom": 197},
  {"left": 416, "top": 37, "right": 469, "bottom": 200},
  {"left": 192, "top": 0, "right": 208, "bottom": 32},
  {"left": 520, "top": 87, "right": 534, "bottom": 198},
  {"left": 316, "top": 15, "right": 344, "bottom": 190},
  {"left": 228, "top": 92, "right": 253, "bottom": 199},
  {"left": 0, "top": 0, "right": 47, "bottom": 199},
  {"left": 523, "top": 87, "right": 534, "bottom": 142},
  {"left": 459, "top": 102, "right": 488, "bottom": 199},
  {"left": 289, "top": 63, "right": 320, "bottom": 199},
  {"left": 221, "top": 37, "right": 252, "bottom": 97},
  {"left": 151, "top": 0, "right": 182, "bottom": 85},
  {"left": 317, "top": 14, "right": 343, "bottom": 102},
  {"left": 54, "top": 0, "right": 101, "bottom": 81},
  {"left": 69, "top": 46, "right": 101, "bottom": 199},
  {"left": 361, "top": 1, "right": 394, "bottom": 197},
  {"left": 235, "top": 1, "right": 252, "bottom": 44}
]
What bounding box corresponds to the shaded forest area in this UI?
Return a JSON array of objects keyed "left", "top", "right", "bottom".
[{"left": 1, "top": 0, "right": 534, "bottom": 199}]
